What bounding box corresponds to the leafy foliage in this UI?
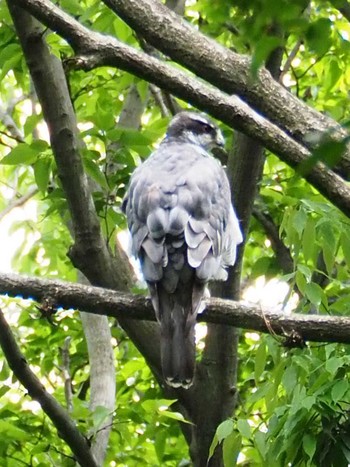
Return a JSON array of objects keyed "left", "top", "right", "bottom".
[{"left": 1, "top": 0, "right": 350, "bottom": 465}]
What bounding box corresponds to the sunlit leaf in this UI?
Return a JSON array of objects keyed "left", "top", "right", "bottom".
[
  {"left": 254, "top": 341, "right": 267, "bottom": 383},
  {"left": 0, "top": 144, "right": 38, "bottom": 165},
  {"left": 305, "top": 18, "right": 332, "bottom": 55},
  {"left": 236, "top": 418, "right": 251, "bottom": 438},
  {"left": 331, "top": 380, "right": 348, "bottom": 402},
  {"left": 223, "top": 432, "right": 241, "bottom": 467},
  {"left": 216, "top": 419, "right": 234, "bottom": 443}
]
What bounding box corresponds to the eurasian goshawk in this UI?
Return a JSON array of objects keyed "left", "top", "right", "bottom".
[{"left": 122, "top": 112, "right": 243, "bottom": 388}]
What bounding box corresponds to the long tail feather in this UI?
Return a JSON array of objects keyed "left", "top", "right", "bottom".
[
  {"left": 158, "top": 286, "right": 196, "bottom": 388},
  {"left": 160, "top": 306, "right": 195, "bottom": 388}
]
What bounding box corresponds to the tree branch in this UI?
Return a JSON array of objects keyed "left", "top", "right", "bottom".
[
  {"left": 1, "top": 272, "right": 350, "bottom": 345},
  {"left": 252, "top": 206, "right": 294, "bottom": 275},
  {"left": 0, "top": 103, "right": 25, "bottom": 142},
  {"left": 10, "top": 0, "right": 350, "bottom": 219},
  {"left": 0, "top": 186, "right": 38, "bottom": 222},
  {"left": 0, "top": 308, "right": 98, "bottom": 467},
  {"left": 7, "top": 0, "right": 163, "bottom": 372},
  {"left": 102, "top": 0, "right": 350, "bottom": 172}
]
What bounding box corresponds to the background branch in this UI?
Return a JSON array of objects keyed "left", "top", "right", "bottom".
[
  {"left": 0, "top": 186, "right": 38, "bottom": 222},
  {"left": 11, "top": 0, "right": 350, "bottom": 219},
  {"left": 6, "top": 2, "right": 163, "bottom": 462},
  {"left": 103, "top": 0, "right": 350, "bottom": 172},
  {"left": 7, "top": 0, "right": 162, "bottom": 370},
  {"left": 252, "top": 206, "right": 294, "bottom": 275},
  {"left": 0, "top": 308, "right": 98, "bottom": 467}
]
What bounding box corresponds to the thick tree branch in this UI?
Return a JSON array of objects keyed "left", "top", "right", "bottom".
[
  {"left": 103, "top": 0, "right": 350, "bottom": 173},
  {"left": 10, "top": 0, "right": 350, "bottom": 219},
  {"left": 7, "top": 0, "right": 163, "bottom": 376},
  {"left": 6, "top": 6, "right": 120, "bottom": 464},
  {"left": 1, "top": 272, "right": 350, "bottom": 345},
  {"left": 0, "top": 308, "right": 98, "bottom": 467}
]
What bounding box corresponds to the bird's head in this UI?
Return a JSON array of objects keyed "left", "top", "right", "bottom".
[{"left": 165, "top": 111, "right": 225, "bottom": 150}]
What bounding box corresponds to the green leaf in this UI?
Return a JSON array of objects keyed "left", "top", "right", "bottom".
[
  {"left": 282, "top": 365, "right": 298, "bottom": 395},
  {"left": 331, "top": 380, "right": 348, "bottom": 402},
  {"left": 304, "top": 282, "right": 323, "bottom": 307},
  {"left": 34, "top": 157, "right": 51, "bottom": 192},
  {"left": 325, "top": 59, "right": 342, "bottom": 91},
  {"left": 0, "top": 144, "right": 38, "bottom": 165},
  {"left": 299, "top": 140, "right": 346, "bottom": 174},
  {"left": 303, "top": 433, "right": 316, "bottom": 460},
  {"left": 83, "top": 156, "right": 109, "bottom": 190},
  {"left": 293, "top": 208, "right": 307, "bottom": 237},
  {"left": 0, "top": 361, "right": 10, "bottom": 381},
  {"left": 0, "top": 385, "right": 10, "bottom": 398},
  {"left": 251, "top": 256, "right": 272, "bottom": 278},
  {"left": 223, "top": 432, "right": 241, "bottom": 467},
  {"left": 159, "top": 410, "right": 190, "bottom": 423},
  {"left": 251, "top": 35, "right": 282, "bottom": 76},
  {"left": 0, "top": 43, "right": 21, "bottom": 65},
  {"left": 0, "top": 420, "right": 30, "bottom": 440},
  {"left": 295, "top": 270, "right": 307, "bottom": 294},
  {"left": 254, "top": 341, "right": 267, "bottom": 383},
  {"left": 236, "top": 418, "right": 251, "bottom": 438},
  {"left": 300, "top": 395, "right": 315, "bottom": 411},
  {"left": 325, "top": 357, "right": 344, "bottom": 376},
  {"left": 216, "top": 419, "right": 234, "bottom": 443},
  {"left": 0, "top": 43, "right": 22, "bottom": 80},
  {"left": 154, "top": 430, "right": 166, "bottom": 463},
  {"left": 208, "top": 435, "right": 219, "bottom": 461},
  {"left": 302, "top": 217, "right": 316, "bottom": 263},
  {"left": 306, "top": 18, "right": 332, "bottom": 56},
  {"left": 91, "top": 405, "right": 112, "bottom": 431},
  {"left": 341, "top": 232, "right": 350, "bottom": 269},
  {"left": 254, "top": 430, "right": 267, "bottom": 459}
]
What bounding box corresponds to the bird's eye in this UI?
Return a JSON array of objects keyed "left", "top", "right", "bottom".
[{"left": 202, "top": 123, "right": 214, "bottom": 133}]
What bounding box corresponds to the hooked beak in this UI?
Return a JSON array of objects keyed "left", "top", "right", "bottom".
[{"left": 216, "top": 130, "right": 225, "bottom": 147}]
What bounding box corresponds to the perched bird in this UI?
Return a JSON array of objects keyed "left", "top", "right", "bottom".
[{"left": 122, "top": 111, "right": 243, "bottom": 388}]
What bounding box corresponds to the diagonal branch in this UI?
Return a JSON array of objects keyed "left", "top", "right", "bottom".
[
  {"left": 7, "top": 0, "right": 163, "bottom": 401},
  {"left": 1, "top": 272, "right": 350, "bottom": 344},
  {"left": 0, "top": 308, "right": 98, "bottom": 467},
  {"left": 0, "top": 186, "right": 38, "bottom": 222},
  {"left": 10, "top": 0, "right": 350, "bottom": 219},
  {"left": 102, "top": 0, "right": 350, "bottom": 172},
  {"left": 252, "top": 206, "right": 294, "bottom": 275}
]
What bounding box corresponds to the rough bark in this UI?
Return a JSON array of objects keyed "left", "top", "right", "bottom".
[
  {"left": 6, "top": 0, "right": 162, "bottom": 367},
  {"left": 1, "top": 272, "right": 350, "bottom": 344},
  {"left": 191, "top": 44, "right": 284, "bottom": 466},
  {"left": 79, "top": 311, "right": 115, "bottom": 464},
  {"left": 103, "top": 0, "right": 350, "bottom": 173},
  {"left": 5, "top": 0, "right": 350, "bottom": 464},
  {"left": 6, "top": 3, "right": 163, "bottom": 462},
  {"left": 6, "top": 5, "right": 117, "bottom": 464},
  {"left": 10, "top": 0, "right": 350, "bottom": 219}
]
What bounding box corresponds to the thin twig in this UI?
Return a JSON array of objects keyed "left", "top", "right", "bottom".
[
  {"left": 0, "top": 187, "right": 39, "bottom": 222},
  {"left": 61, "top": 336, "right": 73, "bottom": 413},
  {"left": 279, "top": 40, "right": 303, "bottom": 84}
]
